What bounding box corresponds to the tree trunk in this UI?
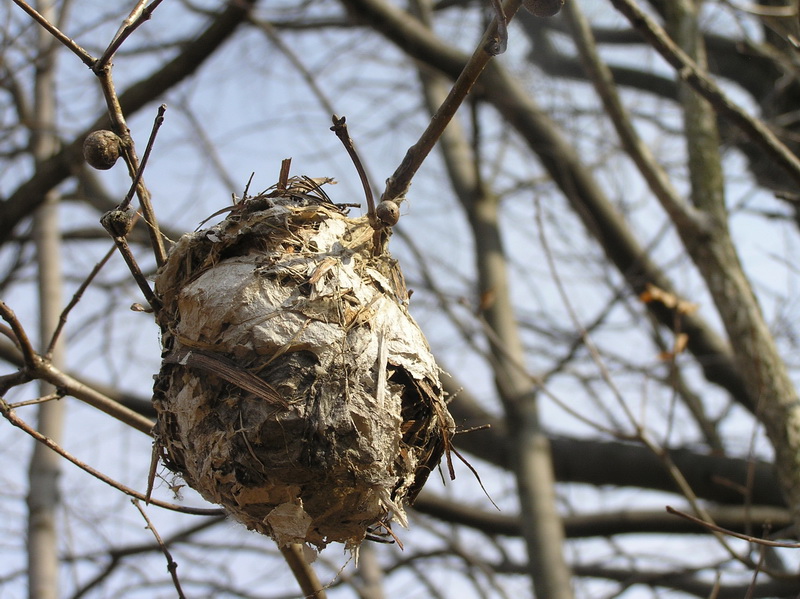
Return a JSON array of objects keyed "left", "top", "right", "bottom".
[
  {"left": 27, "top": 1, "right": 65, "bottom": 597},
  {"left": 665, "top": 0, "right": 800, "bottom": 521},
  {"left": 411, "top": 4, "right": 573, "bottom": 591}
]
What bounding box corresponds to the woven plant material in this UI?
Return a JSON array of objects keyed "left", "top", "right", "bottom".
[{"left": 152, "top": 178, "right": 454, "bottom": 549}]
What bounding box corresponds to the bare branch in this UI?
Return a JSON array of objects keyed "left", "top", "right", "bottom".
[
  {"left": 0, "top": 0, "right": 260, "bottom": 245},
  {"left": 45, "top": 245, "right": 115, "bottom": 359},
  {"left": 0, "top": 397, "right": 222, "bottom": 516},
  {"left": 96, "top": 0, "right": 166, "bottom": 70},
  {"left": 610, "top": 0, "right": 800, "bottom": 189},
  {"left": 0, "top": 301, "right": 37, "bottom": 367},
  {"left": 9, "top": 0, "right": 95, "bottom": 67},
  {"left": 132, "top": 499, "right": 187, "bottom": 598},
  {"left": 376, "top": 0, "right": 523, "bottom": 204},
  {"left": 279, "top": 544, "right": 328, "bottom": 599},
  {"left": 561, "top": 1, "right": 709, "bottom": 236}
]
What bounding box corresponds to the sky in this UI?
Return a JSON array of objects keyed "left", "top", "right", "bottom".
[{"left": 2, "top": 0, "right": 799, "bottom": 597}]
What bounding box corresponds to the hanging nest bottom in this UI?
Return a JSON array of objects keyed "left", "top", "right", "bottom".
[{"left": 151, "top": 179, "right": 454, "bottom": 550}]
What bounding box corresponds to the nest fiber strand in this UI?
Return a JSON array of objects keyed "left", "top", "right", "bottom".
[{"left": 153, "top": 180, "right": 454, "bottom": 549}]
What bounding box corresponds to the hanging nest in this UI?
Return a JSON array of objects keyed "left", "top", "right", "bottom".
[{"left": 151, "top": 177, "right": 455, "bottom": 550}]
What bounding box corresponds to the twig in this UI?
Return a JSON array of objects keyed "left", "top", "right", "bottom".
[
  {"left": 0, "top": 301, "right": 38, "bottom": 367},
  {"left": 7, "top": 392, "right": 63, "bottom": 409},
  {"left": 118, "top": 104, "right": 167, "bottom": 212},
  {"left": 0, "top": 0, "right": 258, "bottom": 245},
  {"left": 46, "top": 244, "right": 116, "bottom": 359},
  {"left": 10, "top": 0, "right": 95, "bottom": 67},
  {"left": 609, "top": 0, "right": 800, "bottom": 188},
  {"left": 533, "top": 195, "right": 751, "bottom": 566},
  {"left": 146, "top": 438, "right": 161, "bottom": 504},
  {"left": 252, "top": 17, "right": 338, "bottom": 116},
  {"left": 0, "top": 396, "right": 223, "bottom": 516},
  {"left": 380, "top": 0, "right": 523, "bottom": 204},
  {"left": 330, "top": 116, "right": 376, "bottom": 224},
  {"left": 94, "top": 70, "right": 168, "bottom": 265},
  {"left": 473, "top": 307, "right": 622, "bottom": 437},
  {"left": 277, "top": 158, "right": 292, "bottom": 191},
  {"left": 96, "top": 0, "right": 166, "bottom": 70},
  {"left": 12, "top": 0, "right": 169, "bottom": 265},
  {"left": 0, "top": 338, "right": 155, "bottom": 436},
  {"left": 561, "top": 0, "right": 708, "bottom": 237},
  {"left": 331, "top": 116, "right": 395, "bottom": 253},
  {"left": 132, "top": 499, "right": 187, "bottom": 598},
  {"left": 666, "top": 506, "right": 800, "bottom": 548},
  {"left": 32, "top": 358, "right": 155, "bottom": 434},
  {"left": 487, "top": 0, "right": 509, "bottom": 55},
  {"left": 99, "top": 222, "right": 161, "bottom": 314}
]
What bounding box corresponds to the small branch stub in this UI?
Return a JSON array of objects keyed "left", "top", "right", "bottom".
[
  {"left": 152, "top": 177, "right": 455, "bottom": 550},
  {"left": 83, "top": 130, "right": 122, "bottom": 170}
]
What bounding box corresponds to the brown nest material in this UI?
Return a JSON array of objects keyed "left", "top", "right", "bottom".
[{"left": 152, "top": 178, "right": 454, "bottom": 550}]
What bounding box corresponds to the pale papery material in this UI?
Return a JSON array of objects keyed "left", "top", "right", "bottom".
[{"left": 152, "top": 181, "right": 454, "bottom": 549}]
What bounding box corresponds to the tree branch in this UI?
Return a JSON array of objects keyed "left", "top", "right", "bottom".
[
  {"left": 610, "top": 0, "right": 800, "bottom": 188},
  {"left": 0, "top": 0, "right": 260, "bottom": 245},
  {"left": 413, "top": 492, "right": 792, "bottom": 539}
]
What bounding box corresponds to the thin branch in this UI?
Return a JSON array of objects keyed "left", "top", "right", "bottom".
[
  {"left": 12, "top": 0, "right": 169, "bottom": 264},
  {"left": 132, "top": 499, "right": 187, "bottom": 598},
  {"left": 99, "top": 222, "right": 161, "bottom": 314},
  {"left": 67, "top": 516, "right": 224, "bottom": 599},
  {"left": 96, "top": 0, "right": 166, "bottom": 70},
  {"left": 340, "top": 0, "right": 755, "bottom": 416},
  {"left": 0, "top": 338, "right": 156, "bottom": 418},
  {"left": 118, "top": 104, "right": 167, "bottom": 213},
  {"left": 34, "top": 359, "right": 155, "bottom": 434},
  {"left": 380, "top": 0, "right": 523, "bottom": 203},
  {"left": 0, "top": 0, "right": 259, "bottom": 244},
  {"left": 45, "top": 244, "right": 115, "bottom": 359},
  {"left": 279, "top": 544, "right": 328, "bottom": 599},
  {"left": 330, "top": 116, "right": 376, "bottom": 225},
  {"left": 666, "top": 506, "right": 800, "bottom": 549},
  {"left": 9, "top": 0, "right": 95, "bottom": 67},
  {"left": 7, "top": 392, "right": 63, "bottom": 410},
  {"left": 561, "top": 0, "right": 709, "bottom": 236},
  {"left": 0, "top": 396, "right": 222, "bottom": 516},
  {"left": 533, "top": 194, "right": 749, "bottom": 567},
  {"left": 94, "top": 68, "right": 168, "bottom": 266},
  {"left": 0, "top": 301, "right": 37, "bottom": 367},
  {"left": 251, "top": 17, "right": 337, "bottom": 115}
]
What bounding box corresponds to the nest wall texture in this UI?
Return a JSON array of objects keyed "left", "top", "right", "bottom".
[{"left": 152, "top": 182, "right": 454, "bottom": 549}]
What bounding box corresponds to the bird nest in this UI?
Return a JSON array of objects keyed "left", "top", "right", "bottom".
[{"left": 151, "top": 177, "right": 454, "bottom": 549}]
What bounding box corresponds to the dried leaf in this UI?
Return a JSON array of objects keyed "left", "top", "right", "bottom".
[{"left": 640, "top": 283, "right": 699, "bottom": 315}]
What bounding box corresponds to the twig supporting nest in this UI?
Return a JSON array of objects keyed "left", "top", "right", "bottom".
[{"left": 152, "top": 177, "right": 454, "bottom": 550}]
